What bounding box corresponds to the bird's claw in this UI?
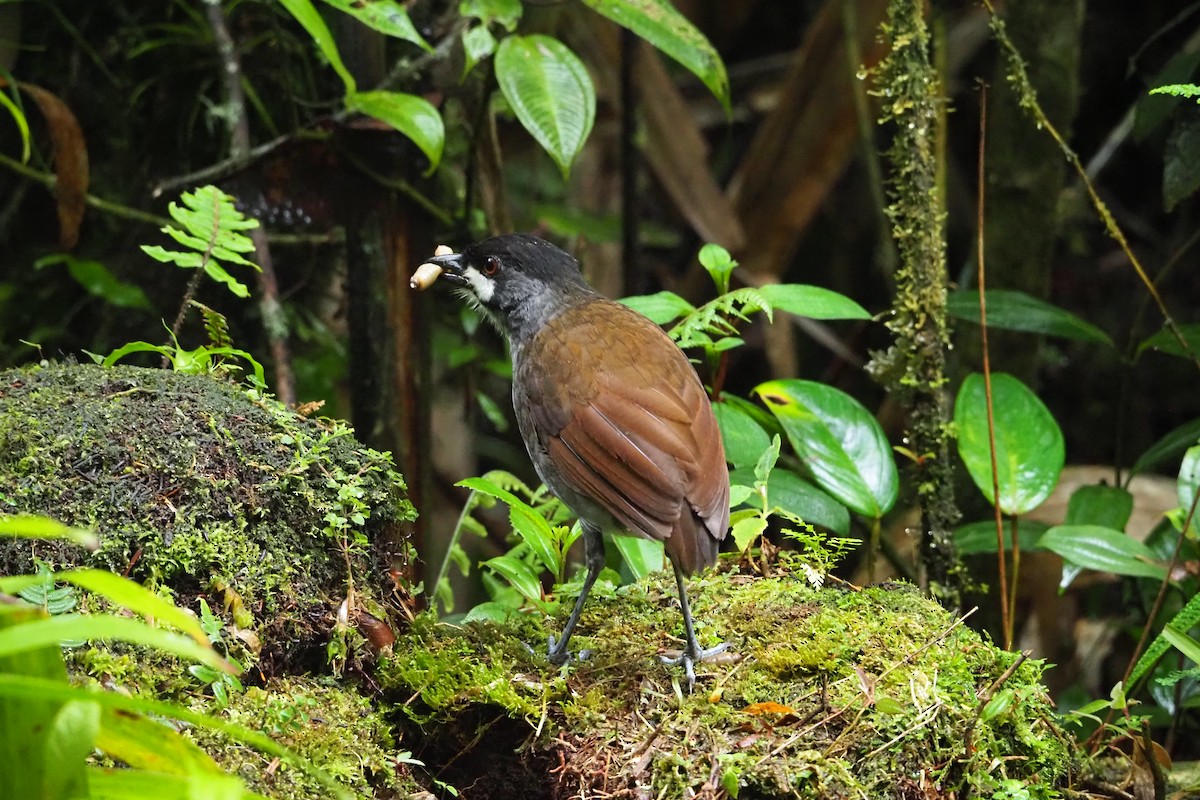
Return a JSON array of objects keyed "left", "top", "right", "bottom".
[
  {"left": 546, "top": 635, "right": 591, "bottom": 666},
  {"left": 660, "top": 642, "right": 730, "bottom": 691}
]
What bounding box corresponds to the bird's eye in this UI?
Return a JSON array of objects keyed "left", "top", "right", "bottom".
[{"left": 483, "top": 256, "right": 500, "bottom": 276}]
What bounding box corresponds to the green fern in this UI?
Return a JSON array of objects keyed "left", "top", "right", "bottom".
[
  {"left": 1128, "top": 589, "right": 1200, "bottom": 687},
  {"left": 1149, "top": 83, "right": 1200, "bottom": 101},
  {"left": 141, "top": 185, "right": 261, "bottom": 298},
  {"left": 191, "top": 300, "right": 233, "bottom": 350},
  {"left": 669, "top": 286, "right": 772, "bottom": 350}
]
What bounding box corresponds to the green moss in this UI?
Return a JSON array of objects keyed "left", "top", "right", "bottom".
[
  {"left": 0, "top": 364, "right": 414, "bottom": 640},
  {"left": 185, "top": 677, "right": 424, "bottom": 799},
  {"left": 382, "top": 558, "right": 1075, "bottom": 799}
]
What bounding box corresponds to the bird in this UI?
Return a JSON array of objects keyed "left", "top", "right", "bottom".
[{"left": 415, "top": 234, "right": 731, "bottom": 687}]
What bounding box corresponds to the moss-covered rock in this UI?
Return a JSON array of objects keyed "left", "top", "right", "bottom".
[
  {"left": 0, "top": 363, "right": 414, "bottom": 666},
  {"left": 382, "top": 559, "right": 1075, "bottom": 799}
]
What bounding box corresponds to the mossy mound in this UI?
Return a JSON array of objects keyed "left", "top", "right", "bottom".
[
  {"left": 0, "top": 363, "right": 414, "bottom": 666},
  {"left": 381, "top": 560, "right": 1075, "bottom": 799}
]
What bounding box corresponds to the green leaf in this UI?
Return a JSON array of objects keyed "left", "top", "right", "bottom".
[
  {"left": 35, "top": 255, "right": 151, "bottom": 310},
  {"left": 347, "top": 90, "right": 444, "bottom": 172},
  {"left": 457, "top": 476, "right": 559, "bottom": 577},
  {"left": 756, "top": 284, "right": 870, "bottom": 321},
  {"left": 1129, "top": 591, "right": 1200, "bottom": 687},
  {"left": 459, "top": 0, "right": 522, "bottom": 31},
  {"left": 731, "top": 516, "right": 767, "bottom": 552},
  {"left": 1039, "top": 525, "right": 1167, "bottom": 582},
  {"left": 1136, "top": 323, "right": 1200, "bottom": 360},
  {"left": 580, "top": 0, "right": 730, "bottom": 114},
  {"left": 0, "top": 85, "right": 31, "bottom": 163},
  {"left": 713, "top": 401, "right": 771, "bottom": 469},
  {"left": 618, "top": 291, "right": 695, "bottom": 325},
  {"left": 611, "top": 534, "right": 663, "bottom": 580},
  {"left": 1066, "top": 484, "right": 1134, "bottom": 531},
  {"left": 278, "top": 0, "right": 357, "bottom": 92},
  {"left": 947, "top": 290, "right": 1113, "bottom": 346},
  {"left": 0, "top": 515, "right": 98, "bottom": 549},
  {"left": 1179, "top": 446, "right": 1200, "bottom": 518},
  {"left": 755, "top": 380, "right": 897, "bottom": 519},
  {"left": 729, "top": 467, "right": 850, "bottom": 536},
  {"left": 482, "top": 555, "right": 544, "bottom": 607},
  {"left": 495, "top": 35, "right": 595, "bottom": 178},
  {"left": 319, "top": 0, "right": 431, "bottom": 50},
  {"left": 461, "top": 25, "right": 497, "bottom": 77},
  {"left": 952, "top": 519, "right": 1048, "bottom": 555},
  {"left": 728, "top": 484, "right": 755, "bottom": 507},
  {"left": 1162, "top": 624, "right": 1200, "bottom": 665},
  {"left": 698, "top": 243, "right": 736, "bottom": 293},
  {"left": 87, "top": 769, "right": 255, "bottom": 800},
  {"left": 54, "top": 569, "right": 208, "bottom": 645},
  {"left": 954, "top": 372, "right": 1064, "bottom": 516},
  {"left": 42, "top": 700, "right": 98, "bottom": 800},
  {"left": 0, "top": 614, "right": 230, "bottom": 673},
  {"left": 1164, "top": 113, "right": 1200, "bottom": 210},
  {"left": 1132, "top": 418, "right": 1200, "bottom": 475}
]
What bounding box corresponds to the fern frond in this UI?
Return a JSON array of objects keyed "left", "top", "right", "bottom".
[
  {"left": 190, "top": 300, "right": 232, "bottom": 349},
  {"left": 141, "top": 185, "right": 261, "bottom": 298},
  {"left": 669, "top": 287, "right": 772, "bottom": 349}
]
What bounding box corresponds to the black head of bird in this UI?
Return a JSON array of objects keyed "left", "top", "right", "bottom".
[{"left": 419, "top": 234, "right": 731, "bottom": 686}]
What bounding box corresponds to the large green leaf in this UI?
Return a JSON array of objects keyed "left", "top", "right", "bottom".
[
  {"left": 0, "top": 515, "right": 98, "bottom": 549},
  {"left": 757, "top": 284, "right": 870, "bottom": 321},
  {"left": 347, "top": 90, "right": 444, "bottom": 172},
  {"left": 1039, "top": 524, "right": 1167, "bottom": 582},
  {"left": 580, "top": 0, "right": 730, "bottom": 113},
  {"left": 955, "top": 372, "right": 1064, "bottom": 516},
  {"left": 953, "top": 519, "right": 1049, "bottom": 554},
  {"left": 278, "top": 0, "right": 356, "bottom": 92},
  {"left": 320, "top": 0, "right": 431, "bottom": 50},
  {"left": 714, "top": 401, "right": 771, "bottom": 469},
  {"left": 458, "top": 476, "right": 559, "bottom": 578},
  {"left": 755, "top": 379, "right": 897, "bottom": 519},
  {"left": 495, "top": 35, "right": 595, "bottom": 178},
  {"left": 1131, "top": 417, "right": 1200, "bottom": 475},
  {"left": 1066, "top": 484, "right": 1133, "bottom": 531},
  {"left": 1136, "top": 322, "right": 1200, "bottom": 360},
  {"left": 947, "top": 290, "right": 1112, "bottom": 346}
]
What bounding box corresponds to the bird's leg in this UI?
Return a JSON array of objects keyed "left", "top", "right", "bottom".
[
  {"left": 660, "top": 561, "right": 729, "bottom": 689},
  {"left": 547, "top": 521, "right": 605, "bottom": 665}
]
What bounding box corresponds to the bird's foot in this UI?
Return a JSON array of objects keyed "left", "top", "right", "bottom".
[
  {"left": 546, "top": 635, "right": 592, "bottom": 666},
  {"left": 660, "top": 641, "right": 730, "bottom": 691}
]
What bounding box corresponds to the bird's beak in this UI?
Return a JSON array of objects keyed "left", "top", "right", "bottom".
[{"left": 409, "top": 251, "right": 464, "bottom": 291}]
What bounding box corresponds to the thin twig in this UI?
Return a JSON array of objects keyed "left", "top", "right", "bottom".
[
  {"left": 975, "top": 83, "right": 1011, "bottom": 650},
  {"left": 984, "top": 0, "right": 1200, "bottom": 373}
]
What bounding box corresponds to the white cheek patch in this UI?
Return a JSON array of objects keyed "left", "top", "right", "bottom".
[{"left": 462, "top": 266, "right": 495, "bottom": 304}]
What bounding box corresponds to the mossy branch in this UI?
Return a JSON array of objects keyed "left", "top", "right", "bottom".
[{"left": 866, "top": 0, "right": 963, "bottom": 605}]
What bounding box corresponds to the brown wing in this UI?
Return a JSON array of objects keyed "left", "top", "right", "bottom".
[{"left": 516, "top": 300, "right": 729, "bottom": 574}]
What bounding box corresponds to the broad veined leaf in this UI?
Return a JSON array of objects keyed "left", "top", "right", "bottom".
[
  {"left": 757, "top": 284, "right": 870, "bottom": 320},
  {"left": 955, "top": 372, "right": 1064, "bottom": 515},
  {"left": 347, "top": 90, "right": 444, "bottom": 172},
  {"left": 1066, "top": 484, "right": 1133, "bottom": 531},
  {"left": 482, "top": 555, "right": 544, "bottom": 607},
  {"left": 580, "top": 0, "right": 730, "bottom": 113},
  {"left": 320, "top": 0, "right": 431, "bottom": 50},
  {"left": 714, "top": 401, "right": 771, "bottom": 469},
  {"left": 1039, "top": 525, "right": 1167, "bottom": 582},
  {"left": 495, "top": 35, "right": 595, "bottom": 177},
  {"left": 952, "top": 519, "right": 1049, "bottom": 554},
  {"left": 947, "top": 290, "right": 1112, "bottom": 346},
  {"left": 755, "top": 380, "right": 897, "bottom": 519}
]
